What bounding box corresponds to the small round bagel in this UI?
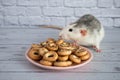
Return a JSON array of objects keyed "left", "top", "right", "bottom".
[
  {"left": 31, "top": 44, "right": 41, "bottom": 48},
  {"left": 59, "top": 42, "right": 75, "bottom": 50},
  {"left": 75, "top": 48, "right": 87, "bottom": 57},
  {"left": 40, "top": 41, "right": 47, "bottom": 47},
  {"left": 46, "top": 42, "right": 58, "bottom": 51},
  {"left": 69, "top": 54, "right": 81, "bottom": 64},
  {"left": 39, "top": 60, "right": 52, "bottom": 66},
  {"left": 56, "top": 39, "right": 64, "bottom": 45},
  {"left": 28, "top": 49, "right": 41, "bottom": 61},
  {"left": 47, "top": 38, "right": 55, "bottom": 43},
  {"left": 81, "top": 53, "right": 90, "bottom": 61},
  {"left": 39, "top": 47, "right": 48, "bottom": 56},
  {"left": 58, "top": 55, "right": 69, "bottom": 61},
  {"left": 54, "top": 61, "right": 72, "bottom": 67},
  {"left": 43, "top": 51, "right": 58, "bottom": 61},
  {"left": 58, "top": 49, "right": 72, "bottom": 56}
]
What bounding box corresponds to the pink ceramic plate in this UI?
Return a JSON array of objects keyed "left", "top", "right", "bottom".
[{"left": 25, "top": 46, "right": 93, "bottom": 70}]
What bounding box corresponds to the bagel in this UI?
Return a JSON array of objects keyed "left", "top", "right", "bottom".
[
  {"left": 58, "top": 49, "right": 72, "bottom": 56},
  {"left": 71, "top": 45, "right": 79, "bottom": 53},
  {"left": 28, "top": 49, "right": 41, "bottom": 61},
  {"left": 40, "top": 41, "right": 47, "bottom": 47},
  {"left": 54, "top": 61, "right": 72, "bottom": 67},
  {"left": 58, "top": 55, "right": 69, "bottom": 61},
  {"left": 39, "top": 47, "right": 48, "bottom": 56},
  {"left": 47, "top": 38, "right": 55, "bottom": 43},
  {"left": 81, "top": 53, "right": 90, "bottom": 61},
  {"left": 56, "top": 39, "right": 64, "bottom": 45},
  {"left": 59, "top": 42, "right": 70, "bottom": 49},
  {"left": 75, "top": 48, "right": 87, "bottom": 57},
  {"left": 46, "top": 42, "right": 58, "bottom": 51},
  {"left": 39, "top": 60, "right": 52, "bottom": 66},
  {"left": 43, "top": 51, "right": 58, "bottom": 61},
  {"left": 31, "top": 44, "right": 41, "bottom": 48},
  {"left": 59, "top": 42, "right": 75, "bottom": 50},
  {"left": 69, "top": 54, "right": 81, "bottom": 64}
]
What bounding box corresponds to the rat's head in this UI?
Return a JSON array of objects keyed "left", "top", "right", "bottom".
[{"left": 59, "top": 23, "right": 87, "bottom": 41}]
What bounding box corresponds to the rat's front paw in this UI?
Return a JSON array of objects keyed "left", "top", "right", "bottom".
[
  {"left": 92, "top": 45, "right": 101, "bottom": 53},
  {"left": 96, "top": 49, "right": 101, "bottom": 52}
]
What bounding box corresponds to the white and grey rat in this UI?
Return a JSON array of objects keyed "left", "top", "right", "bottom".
[{"left": 40, "top": 14, "right": 104, "bottom": 52}]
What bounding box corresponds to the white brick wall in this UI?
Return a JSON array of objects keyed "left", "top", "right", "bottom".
[
  {"left": 17, "top": 0, "right": 40, "bottom": 6},
  {"left": 98, "top": 0, "right": 113, "bottom": 8},
  {"left": 1, "top": 0, "right": 16, "bottom": 6},
  {"left": 64, "top": 0, "right": 97, "bottom": 8},
  {"left": 114, "top": 0, "right": 120, "bottom": 7},
  {"left": 114, "top": 18, "right": 120, "bottom": 27},
  {"left": 0, "top": 0, "right": 120, "bottom": 28},
  {"left": 43, "top": 7, "right": 74, "bottom": 17}
]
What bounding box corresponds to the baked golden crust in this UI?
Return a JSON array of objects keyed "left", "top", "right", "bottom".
[
  {"left": 80, "top": 53, "right": 90, "bottom": 61},
  {"left": 69, "top": 54, "right": 81, "bottom": 64},
  {"left": 31, "top": 44, "right": 41, "bottom": 48},
  {"left": 59, "top": 42, "right": 77, "bottom": 51},
  {"left": 43, "top": 51, "right": 58, "bottom": 61},
  {"left": 58, "top": 55, "right": 69, "bottom": 61},
  {"left": 54, "top": 61, "right": 72, "bottom": 67},
  {"left": 56, "top": 39, "right": 64, "bottom": 45},
  {"left": 75, "top": 48, "right": 87, "bottom": 57},
  {"left": 40, "top": 41, "right": 47, "bottom": 47},
  {"left": 39, "top": 60, "right": 52, "bottom": 66},
  {"left": 39, "top": 47, "right": 48, "bottom": 56},
  {"left": 46, "top": 42, "right": 58, "bottom": 51},
  {"left": 47, "top": 38, "right": 55, "bottom": 43},
  {"left": 58, "top": 49, "right": 72, "bottom": 56},
  {"left": 28, "top": 48, "right": 41, "bottom": 61}
]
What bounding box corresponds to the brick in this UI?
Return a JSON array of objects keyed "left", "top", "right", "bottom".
[
  {"left": 1, "top": 0, "right": 16, "bottom": 6},
  {"left": 39, "top": 0, "right": 48, "bottom": 6},
  {"left": 48, "top": 0, "right": 63, "bottom": 7},
  {"left": 19, "top": 16, "right": 29, "bottom": 25},
  {"left": 98, "top": 18, "right": 113, "bottom": 27},
  {"left": 3, "top": 6, "right": 26, "bottom": 16},
  {"left": 98, "top": 0, "right": 113, "bottom": 8},
  {"left": 43, "top": 7, "right": 74, "bottom": 17},
  {"left": 114, "top": 0, "right": 120, "bottom": 7},
  {"left": 64, "top": 0, "right": 97, "bottom": 7},
  {"left": 19, "top": 16, "right": 51, "bottom": 25},
  {"left": 75, "top": 8, "right": 120, "bottom": 17},
  {"left": 66, "top": 17, "right": 78, "bottom": 25},
  {"left": 4, "top": 16, "right": 18, "bottom": 25},
  {"left": 114, "top": 18, "right": 120, "bottom": 27},
  {"left": 29, "top": 16, "right": 51, "bottom": 25},
  {"left": 17, "top": 0, "right": 39, "bottom": 6},
  {"left": 50, "top": 17, "right": 65, "bottom": 26},
  {"left": 25, "top": 7, "right": 42, "bottom": 16}
]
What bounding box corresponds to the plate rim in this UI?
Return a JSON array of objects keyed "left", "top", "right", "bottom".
[{"left": 25, "top": 46, "right": 93, "bottom": 70}]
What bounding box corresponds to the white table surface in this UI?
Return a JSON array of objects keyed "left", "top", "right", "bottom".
[{"left": 0, "top": 27, "right": 120, "bottom": 80}]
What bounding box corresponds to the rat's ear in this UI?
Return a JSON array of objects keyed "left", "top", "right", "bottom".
[{"left": 80, "top": 30, "right": 87, "bottom": 36}]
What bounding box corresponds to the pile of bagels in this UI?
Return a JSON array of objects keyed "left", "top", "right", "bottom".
[{"left": 28, "top": 38, "right": 90, "bottom": 67}]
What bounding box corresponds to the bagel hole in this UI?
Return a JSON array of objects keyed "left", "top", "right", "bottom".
[
  {"left": 48, "top": 55, "right": 54, "bottom": 57},
  {"left": 34, "top": 52, "right": 39, "bottom": 55}
]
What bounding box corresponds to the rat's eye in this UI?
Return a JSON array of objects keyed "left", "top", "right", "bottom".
[{"left": 68, "top": 28, "right": 73, "bottom": 32}]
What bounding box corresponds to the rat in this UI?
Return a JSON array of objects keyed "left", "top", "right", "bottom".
[{"left": 40, "top": 14, "right": 104, "bottom": 52}]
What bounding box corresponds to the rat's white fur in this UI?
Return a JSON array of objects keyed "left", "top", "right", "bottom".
[{"left": 59, "top": 23, "right": 104, "bottom": 50}]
